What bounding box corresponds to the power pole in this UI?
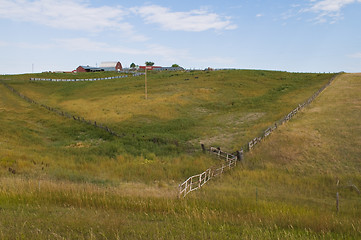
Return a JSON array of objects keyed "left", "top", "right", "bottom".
[{"left": 145, "top": 68, "right": 148, "bottom": 100}]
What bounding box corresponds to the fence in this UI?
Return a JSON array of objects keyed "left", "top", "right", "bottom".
[
  {"left": 179, "top": 72, "right": 341, "bottom": 197},
  {"left": 0, "top": 81, "right": 125, "bottom": 138},
  {"left": 246, "top": 73, "right": 340, "bottom": 151},
  {"left": 2, "top": 72, "right": 341, "bottom": 198},
  {"left": 29, "top": 72, "right": 144, "bottom": 82},
  {"left": 179, "top": 147, "right": 241, "bottom": 198}
]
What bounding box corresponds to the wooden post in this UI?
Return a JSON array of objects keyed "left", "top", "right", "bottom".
[
  {"left": 199, "top": 174, "right": 201, "bottom": 189},
  {"left": 236, "top": 150, "right": 243, "bottom": 161},
  {"left": 201, "top": 144, "right": 206, "bottom": 153},
  {"left": 145, "top": 68, "right": 147, "bottom": 100}
]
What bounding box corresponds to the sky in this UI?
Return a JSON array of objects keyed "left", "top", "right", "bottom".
[{"left": 0, "top": 0, "right": 361, "bottom": 74}]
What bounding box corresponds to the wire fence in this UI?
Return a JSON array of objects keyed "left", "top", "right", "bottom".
[
  {"left": 29, "top": 72, "right": 144, "bottom": 82},
  {"left": 246, "top": 72, "right": 340, "bottom": 151},
  {"left": 0, "top": 81, "right": 125, "bottom": 138},
  {"left": 179, "top": 72, "right": 341, "bottom": 197},
  {"left": 1, "top": 72, "right": 342, "bottom": 198}
]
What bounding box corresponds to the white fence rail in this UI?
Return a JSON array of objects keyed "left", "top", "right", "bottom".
[
  {"left": 179, "top": 147, "right": 239, "bottom": 198},
  {"left": 29, "top": 73, "right": 144, "bottom": 82}
]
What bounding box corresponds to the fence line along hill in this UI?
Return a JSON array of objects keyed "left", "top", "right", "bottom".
[{"left": 178, "top": 72, "right": 340, "bottom": 197}]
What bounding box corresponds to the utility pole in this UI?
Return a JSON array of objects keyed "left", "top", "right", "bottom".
[
  {"left": 145, "top": 68, "right": 148, "bottom": 100},
  {"left": 144, "top": 66, "right": 152, "bottom": 99}
]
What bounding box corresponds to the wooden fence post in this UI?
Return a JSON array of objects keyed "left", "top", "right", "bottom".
[
  {"left": 201, "top": 144, "right": 206, "bottom": 153},
  {"left": 236, "top": 150, "right": 243, "bottom": 162}
]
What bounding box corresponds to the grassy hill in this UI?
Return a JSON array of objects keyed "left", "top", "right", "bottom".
[{"left": 0, "top": 70, "right": 360, "bottom": 239}]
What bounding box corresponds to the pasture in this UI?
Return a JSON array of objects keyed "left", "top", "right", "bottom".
[{"left": 0, "top": 70, "right": 360, "bottom": 239}]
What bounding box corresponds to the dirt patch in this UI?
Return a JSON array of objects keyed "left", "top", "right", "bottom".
[
  {"left": 194, "top": 112, "right": 265, "bottom": 150},
  {"left": 66, "top": 139, "right": 104, "bottom": 148},
  {"left": 67, "top": 142, "right": 90, "bottom": 148},
  {"left": 226, "top": 112, "right": 265, "bottom": 127}
]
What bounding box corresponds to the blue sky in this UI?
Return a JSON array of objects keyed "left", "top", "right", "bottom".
[{"left": 0, "top": 0, "right": 360, "bottom": 74}]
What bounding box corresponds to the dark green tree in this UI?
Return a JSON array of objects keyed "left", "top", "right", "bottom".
[
  {"left": 172, "top": 64, "right": 180, "bottom": 67},
  {"left": 145, "top": 61, "right": 155, "bottom": 66},
  {"left": 130, "top": 63, "right": 136, "bottom": 68}
]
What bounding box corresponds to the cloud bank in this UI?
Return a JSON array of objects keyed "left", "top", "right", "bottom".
[
  {"left": 132, "top": 5, "right": 237, "bottom": 32},
  {"left": 0, "top": 0, "right": 237, "bottom": 33},
  {"left": 305, "top": 0, "right": 361, "bottom": 22}
]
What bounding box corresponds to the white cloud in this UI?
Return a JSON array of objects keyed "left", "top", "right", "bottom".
[
  {"left": 0, "top": 1, "right": 237, "bottom": 39},
  {"left": 132, "top": 5, "right": 237, "bottom": 32},
  {"left": 0, "top": 41, "right": 8, "bottom": 47},
  {"left": 54, "top": 38, "right": 144, "bottom": 55},
  {"left": 256, "top": 14, "right": 263, "bottom": 18},
  {"left": 54, "top": 38, "right": 189, "bottom": 61},
  {"left": 310, "top": 0, "right": 356, "bottom": 12},
  {"left": 304, "top": 0, "right": 361, "bottom": 22},
  {"left": 0, "top": 0, "right": 123, "bottom": 30},
  {"left": 348, "top": 52, "right": 361, "bottom": 58},
  {"left": 0, "top": 0, "right": 146, "bottom": 41}
]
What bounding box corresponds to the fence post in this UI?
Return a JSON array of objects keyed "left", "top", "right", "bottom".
[
  {"left": 201, "top": 144, "right": 206, "bottom": 153},
  {"left": 199, "top": 174, "right": 201, "bottom": 189},
  {"left": 236, "top": 149, "right": 243, "bottom": 162}
]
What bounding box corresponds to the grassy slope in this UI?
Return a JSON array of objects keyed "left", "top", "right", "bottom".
[
  {"left": 199, "top": 73, "right": 361, "bottom": 238},
  {"left": 6, "top": 70, "right": 333, "bottom": 153},
  {"left": 0, "top": 70, "right": 334, "bottom": 184},
  {"left": 1, "top": 71, "right": 360, "bottom": 239},
  {"left": 0, "top": 82, "right": 213, "bottom": 185}
]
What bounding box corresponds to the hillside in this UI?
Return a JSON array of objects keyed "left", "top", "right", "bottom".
[
  {"left": 196, "top": 72, "right": 361, "bottom": 238},
  {"left": 5, "top": 70, "right": 333, "bottom": 152},
  {"left": 0, "top": 70, "right": 360, "bottom": 239}
]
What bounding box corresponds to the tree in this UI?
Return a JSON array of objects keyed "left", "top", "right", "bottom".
[
  {"left": 145, "top": 61, "right": 154, "bottom": 66},
  {"left": 130, "top": 63, "right": 136, "bottom": 68},
  {"left": 172, "top": 64, "right": 180, "bottom": 68}
]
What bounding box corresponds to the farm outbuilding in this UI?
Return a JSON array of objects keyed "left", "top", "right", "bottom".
[
  {"left": 138, "top": 66, "right": 184, "bottom": 71},
  {"left": 100, "top": 61, "right": 122, "bottom": 72},
  {"left": 76, "top": 61, "right": 123, "bottom": 73},
  {"left": 76, "top": 65, "right": 104, "bottom": 73}
]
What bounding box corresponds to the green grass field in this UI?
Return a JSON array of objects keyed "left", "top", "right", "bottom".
[{"left": 0, "top": 70, "right": 360, "bottom": 239}]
